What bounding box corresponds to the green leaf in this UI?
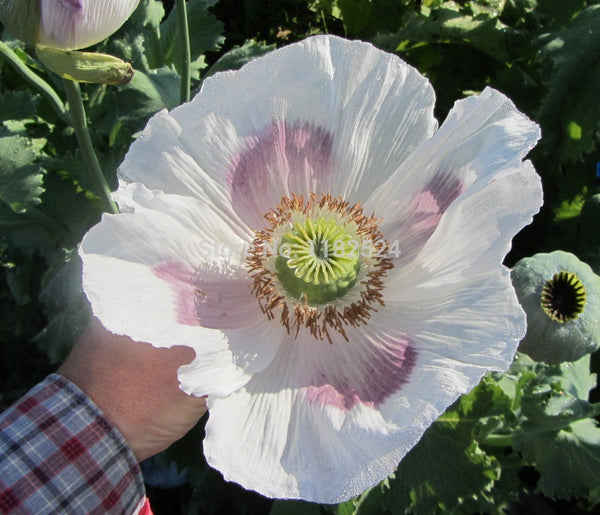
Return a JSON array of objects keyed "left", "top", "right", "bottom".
[
  {"left": 337, "top": 0, "right": 408, "bottom": 37},
  {"left": 559, "top": 354, "right": 597, "bottom": 400},
  {"left": 160, "top": 0, "right": 224, "bottom": 79},
  {"left": 116, "top": 67, "right": 180, "bottom": 133},
  {"left": 537, "top": 5, "right": 600, "bottom": 163},
  {"left": 518, "top": 355, "right": 596, "bottom": 431},
  {"left": 529, "top": 0, "right": 589, "bottom": 31},
  {"left": 0, "top": 202, "right": 54, "bottom": 259},
  {"left": 372, "top": 0, "right": 535, "bottom": 118},
  {"left": 459, "top": 374, "right": 514, "bottom": 420},
  {"left": 0, "top": 127, "right": 46, "bottom": 212},
  {"left": 204, "top": 40, "right": 276, "bottom": 78},
  {"left": 109, "top": 0, "right": 223, "bottom": 80},
  {"left": 378, "top": 376, "right": 516, "bottom": 514},
  {"left": 309, "top": 0, "right": 342, "bottom": 20},
  {"left": 501, "top": 356, "right": 540, "bottom": 409},
  {"left": 351, "top": 481, "right": 390, "bottom": 515},
  {"left": 512, "top": 355, "right": 600, "bottom": 501},
  {"left": 38, "top": 171, "right": 101, "bottom": 245},
  {"left": 335, "top": 499, "right": 356, "bottom": 515},
  {"left": 42, "top": 151, "right": 95, "bottom": 197},
  {"left": 128, "top": 0, "right": 165, "bottom": 29},
  {"left": 382, "top": 425, "right": 501, "bottom": 514},
  {"left": 33, "top": 251, "right": 90, "bottom": 362},
  {"left": 0, "top": 166, "right": 99, "bottom": 261},
  {"left": 270, "top": 500, "right": 323, "bottom": 515},
  {"left": 567, "top": 120, "right": 582, "bottom": 140},
  {"left": 376, "top": 1, "right": 518, "bottom": 62},
  {"left": 554, "top": 190, "right": 587, "bottom": 221},
  {"left": 107, "top": 0, "right": 166, "bottom": 71},
  {"left": 336, "top": 0, "right": 375, "bottom": 35},
  {"left": 517, "top": 419, "right": 600, "bottom": 502},
  {"left": 0, "top": 90, "right": 39, "bottom": 121}
]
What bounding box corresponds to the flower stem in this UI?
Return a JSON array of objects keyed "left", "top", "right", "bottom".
[
  {"left": 175, "top": 0, "right": 191, "bottom": 104},
  {"left": 0, "top": 41, "right": 69, "bottom": 124},
  {"left": 589, "top": 401, "right": 600, "bottom": 418},
  {"left": 480, "top": 434, "right": 513, "bottom": 447},
  {"left": 62, "top": 79, "right": 119, "bottom": 214}
]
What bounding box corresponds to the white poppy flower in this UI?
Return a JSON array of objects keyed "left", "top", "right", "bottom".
[{"left": 79, "top": 35, "right": 543, "bottom": 503}]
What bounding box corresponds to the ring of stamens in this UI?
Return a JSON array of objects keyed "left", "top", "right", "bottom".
[
  {"left": 541, "top": 271, "right": 586, "bottom": 323},
  {"left": 246, "top": 193, "right": 394, "bottom": 342}
]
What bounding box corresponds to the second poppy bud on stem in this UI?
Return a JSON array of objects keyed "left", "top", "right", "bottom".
[{"left": 36, "top": 45, "right": 134, "bottom": 85}]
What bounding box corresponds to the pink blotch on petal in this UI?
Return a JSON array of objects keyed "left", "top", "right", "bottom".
[
  {"left": 406, "top": 191, "right": 444, "bottom": 239},
  {"left": 409, "top": 172, "right": 464, "bottom": 229},
  {"left": 193, "top": 271, "right": 255, "bottom": 329},
  {"left": 155, "top": 262, "right": 257, "bottom": 330},
  {"left": 153, "top": 261, "right": 200, "bottom": 326},
  {"left": 229, "top": 120, "right": 335, "bottom": 229},
  {"left": 60, "top": 0, "right": 83, "bottom": 11},
  {"left": 389, "top": 172, "right": 465, "bottom": 265},
  {"left": 306, "top": 343, "right": 418, "bottom": 411},
  {"left": 426, "top": 171, "right": 465, "bottom": 211},
  {"left": 412, "top": 190, "right": 440, "bottom": 214}
]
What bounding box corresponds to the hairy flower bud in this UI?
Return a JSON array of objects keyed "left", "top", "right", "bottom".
[{"left": 36, "top": 45, "right": 134, "bottom": 85}]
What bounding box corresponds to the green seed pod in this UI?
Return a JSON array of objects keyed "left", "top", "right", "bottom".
[{"left": 511, "top": 250, "right": 600, "bottom": 364}]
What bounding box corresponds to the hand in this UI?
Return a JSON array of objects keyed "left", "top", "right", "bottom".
[{"left": 59, "top": 318, "right": 207, "bottom": 462}]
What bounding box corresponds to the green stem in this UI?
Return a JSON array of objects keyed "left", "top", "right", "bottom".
[
  {"left": 589, "top": 401, "right": 600, "bottom": 418},
  {"left": 480, "top": 434, "right": 513, "bottom": 448},
  {"left": 0, "top": 41, "right": 69, "bottom": 124},
  {"left": 62, "top": 79, "right": 118, "bottom": 214},
  {"left": 175, "top": 0, "right": 191, "bottom": 104}
]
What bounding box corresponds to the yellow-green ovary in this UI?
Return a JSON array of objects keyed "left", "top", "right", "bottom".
[{"left": 275, "top": 217, "right": 361, "bottom": 304}]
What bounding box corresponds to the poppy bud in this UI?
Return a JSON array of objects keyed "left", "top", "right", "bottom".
[
  {"left": 0, "top": 0, "right": 40, "bottom": 45},
  {"left": 36, "top": 45, "right": 134, "bottom": 85},
  {"left": 0, "top": 0, "right": 140, "bottom": 50}
]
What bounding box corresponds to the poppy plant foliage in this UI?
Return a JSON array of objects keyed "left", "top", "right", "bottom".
[{"left": 79, "top": 36, "right": 543, "bottom": 502}]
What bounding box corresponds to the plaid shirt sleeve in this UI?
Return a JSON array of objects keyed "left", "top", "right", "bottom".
[{"left": 0, "top": 374, "right": 147, "bottom": 514}]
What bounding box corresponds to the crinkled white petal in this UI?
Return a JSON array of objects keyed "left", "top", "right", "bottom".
[
  {"left": 204, "top": 267, "right": 525, "bottom": 502},
  {"left": 385, "top": 271, "right": 525, "bottom": 371},
  {"left": 119, "top": 35, "right": 436, "bottom": 229},
  {"left": 387, "top": 159, "right": 542, "bottom": 292},
  {"left": 204, "top": 318, "right": 413, "bottom": 502},
  {"left": 119, "top": 111, "right": 253, "bottom": 241},
  {"left": 379, "top": 271, "right": 526, "bottom": 432},
  {"left": 100, "top": 182, "right": 248, "bottom": 269},
  {"left": 79, "top": 188, "right": 283, "bottom": 397},
  {"left": 206, "top": 385, "right": 411, "bottom": 503},
  {"left": 369, "top": 87, "right": 541, "bottom": 268},
  {"left": 318, "top": 38, "right": 438, "bottom": 203},
  {"left": 198, "top": 35, "right": 437, "bottom": 201},
  {"left": 38, "top": 0, "right": 139, "bottom": 50},
  {"left": 204, "top": 325, "right": 409, "bottom": 502},
  {"left": 179, "top": 316, "right": 287, "bottom": 398}
]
